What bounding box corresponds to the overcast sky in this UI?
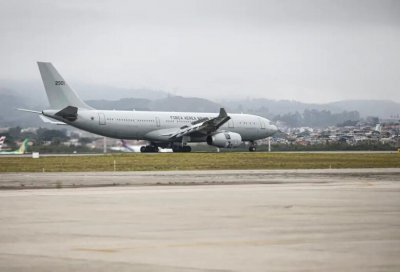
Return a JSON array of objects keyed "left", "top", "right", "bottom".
[{"left": 0, "top": 0, "right": 399, "bottom": 103}]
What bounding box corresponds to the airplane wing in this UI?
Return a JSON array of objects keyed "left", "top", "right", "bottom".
[{"left": 167, "top": 108, "right": 231, "bottom": 140}]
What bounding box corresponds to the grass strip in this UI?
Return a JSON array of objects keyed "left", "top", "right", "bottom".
[{"left": 0, "top": 152, "right": 399, "bottom": 172}]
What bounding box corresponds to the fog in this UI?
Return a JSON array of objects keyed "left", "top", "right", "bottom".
[{"left": 1, "top": 0, "right": 399, "bottom": 103}]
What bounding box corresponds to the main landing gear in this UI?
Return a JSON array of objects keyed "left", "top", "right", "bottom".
[
  {"left": 140, "top": 145, "right": 159, "bottom": 153},
  {"left": 172, "top": 145, "right": 192, "bottom": 152},
  {"left": 140, "top": 143, "right": 192, "bottom": 153}
]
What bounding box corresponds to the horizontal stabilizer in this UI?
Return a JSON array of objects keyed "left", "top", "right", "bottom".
[
  {"left": 17, "top": 108, "right": 42, "bottom": 114},
  {"left": 39, "top": 115, "right": 66, "bottom": 125}
]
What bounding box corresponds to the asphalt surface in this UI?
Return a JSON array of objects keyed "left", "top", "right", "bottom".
[
  {"left": 1, "top": 168, "right": 400, "bottom": 189},
  {"left": 0, "top": 150, "right": 397, "bottom": 158},
  {"left": 0, "top": 169, "right": 399, "bottom": 271}
]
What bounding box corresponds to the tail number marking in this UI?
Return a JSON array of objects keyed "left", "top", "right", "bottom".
[{"left": 55, "top": 81, "right": 65, "bottom": 85}]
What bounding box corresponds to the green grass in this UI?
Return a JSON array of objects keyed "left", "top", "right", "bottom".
[{"left": 0, "top": 152, "right": 399, "bottom": 172}]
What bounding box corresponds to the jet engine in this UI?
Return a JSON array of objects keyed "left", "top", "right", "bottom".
[{"left": 206, "top": 132, "right": 242, "bottom": 148}]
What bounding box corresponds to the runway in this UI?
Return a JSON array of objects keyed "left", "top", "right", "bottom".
[
  {"left": 0, "top": 150, "right": 397, "bottom": 158},
  {"left": 0, "top": 169, "right": 399, "bottom": 271}
]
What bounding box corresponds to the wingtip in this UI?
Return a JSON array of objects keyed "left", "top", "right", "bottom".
[{"left": 219, "top": 107, "right": 228, "bottom": 117}]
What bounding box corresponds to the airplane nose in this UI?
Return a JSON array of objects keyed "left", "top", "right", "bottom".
[{"left": 271, "top": 124, "right": 278, "bottom": 133}]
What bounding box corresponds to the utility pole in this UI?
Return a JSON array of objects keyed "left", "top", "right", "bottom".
[
  {"left": 268, "top": 137, "right": 271, "bottom": 152},
  {"left": 103, "top": 137, "right": 107, "bottom": 153}
]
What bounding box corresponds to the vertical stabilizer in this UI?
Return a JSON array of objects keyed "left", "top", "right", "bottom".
[
  {"left": 121, "top": 140, "right": 134, "bottom": 152},
  {"left": 17, "top": 139, "right": 29, "bottom": 154},
  {"left": 37, "top": 62, "right": 93, "bottom": 110}
]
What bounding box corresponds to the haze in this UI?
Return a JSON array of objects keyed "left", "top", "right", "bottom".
[{"left": 0, "top": 0, "right": 399, "bottom": 103}]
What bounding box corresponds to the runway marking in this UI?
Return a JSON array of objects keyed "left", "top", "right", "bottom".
[{"left": 73, "top": 248, "right": 119, "bottom": 253}]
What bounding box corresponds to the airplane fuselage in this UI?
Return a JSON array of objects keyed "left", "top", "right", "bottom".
[{"left": 44, "top": 109, "right": 276, "bottom": 143}]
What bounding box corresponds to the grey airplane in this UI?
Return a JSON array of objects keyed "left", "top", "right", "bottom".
[{"left": 20, "top": 62, "right": 277, "bottom": 152}]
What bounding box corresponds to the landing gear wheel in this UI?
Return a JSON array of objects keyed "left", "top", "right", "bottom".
[
  {"left": 249, "top": 146, "right": 256, "bottom": 152},
  {"left": 248, "top": 141, "right": 257, "bottom": 152},
  {"left": 172, "top": 145, "right": 191, "bottom": 152},
  {"left": 141, "top": 145, "right": 159, "bottom": 153}
]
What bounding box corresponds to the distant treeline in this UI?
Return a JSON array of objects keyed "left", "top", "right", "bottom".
[
  {"left": 1, "top": 127, "right": 99, "bottom": 153},
  {"left": 270, "top": 142, "right": 395, "bottom": 151},
  {"left": 273, "top": 109, "right": 360, "bottom": 128}
]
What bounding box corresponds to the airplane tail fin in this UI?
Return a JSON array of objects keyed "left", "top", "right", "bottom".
[
  {"left": 121, "top": 139, "right": 128, "bottom": 148},
  {"left": 37, "top": 62, "right": 93, "bottom": 110},
  {"left": 0, "top": 136, "right": 5, "bottom": 150},
  {"left": 17, "top": 139, "right": 29, "bottom": 154}
]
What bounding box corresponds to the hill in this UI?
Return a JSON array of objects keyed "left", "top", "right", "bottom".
[{"left": 0, "top": 81, "right": 398, "bottom": 127}]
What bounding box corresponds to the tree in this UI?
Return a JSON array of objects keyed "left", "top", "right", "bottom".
[
  {"left": 8, "top": 127, "right": 21, "bottom": 139},
  {"left": 36, "top": 128, "right": 69, "bottom": 142},
  {"left": 273, "top": 112, "right": 302, "bottom": 127},
  {"left": 78, "top": 137, "right": 93, "bottom": 145}
]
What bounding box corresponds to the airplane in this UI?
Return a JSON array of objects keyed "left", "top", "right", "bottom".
[
  {"left": 0, "top": 139, "right": 29, "bottom": 155},
  {"left": 19, "top": 62, "right": 278, "bottom": 152},
  {"left": 0, "top": 136, "right": 5, "bottom": 150}
]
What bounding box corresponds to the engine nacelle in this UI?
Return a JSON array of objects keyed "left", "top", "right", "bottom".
[{"left": 206, "top": 132, "right": 242, "bottom": 148}]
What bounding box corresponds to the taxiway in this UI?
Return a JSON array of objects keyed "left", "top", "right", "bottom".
[{"left": 0, "top": 169, "right": 399, "bottom": 271}]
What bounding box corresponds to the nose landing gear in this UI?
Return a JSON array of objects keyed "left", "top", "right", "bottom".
[{"left": 249, "top": 141, "right": 257, "bottom": 152}]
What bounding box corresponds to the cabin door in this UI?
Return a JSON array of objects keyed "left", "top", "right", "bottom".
[
  {"left": 98, "top": 113, "right": 106, "bottom": 125},
  {"left": 259, "top": 118, "right": 266, "bottom": 129},
  {"left": 155, "top": 117, "right": 161, "bottom": 127}
]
